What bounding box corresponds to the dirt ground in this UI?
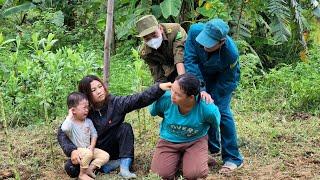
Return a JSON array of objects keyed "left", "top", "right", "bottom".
[{"left": 0, "top": 110, "right": 319, "bottom": 180}]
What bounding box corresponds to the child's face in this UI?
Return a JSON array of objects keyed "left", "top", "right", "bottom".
[{"left": 72, "top": 99, "right": 89, "bottom": 121}]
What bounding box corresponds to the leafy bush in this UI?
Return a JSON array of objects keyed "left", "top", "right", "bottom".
[
  {"left": 0, "top": 31, "right": 152, "bottom": 126},
  {"left": 238, "top": 53, "right": 262, "bottom": 90},
  {"left": 238, "top": 45, "right": 320, "bottom": 114},
  {"left": 0, "top": 33, "right": 102, "bottom": 126}
]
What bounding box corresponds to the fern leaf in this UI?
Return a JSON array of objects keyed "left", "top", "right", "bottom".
[{"left": 268, "top": 0, "right": 291, "bottom": 43}]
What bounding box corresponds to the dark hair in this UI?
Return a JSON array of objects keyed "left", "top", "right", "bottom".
[
  {"left": 78, "top": 75, "right": 108, "bottom": 105},
  {"left": 175, "top": 73, "right": 200, "bottom": 97},
  {"left": 67, "top": 92, "right": 88, "bottom": 109}
]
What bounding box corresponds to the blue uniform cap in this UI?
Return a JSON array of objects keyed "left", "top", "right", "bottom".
[{"left": 196, "top": 19, "right": 230, "bottom": 48}]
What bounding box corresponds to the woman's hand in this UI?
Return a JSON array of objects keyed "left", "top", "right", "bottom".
[
  {"left": 71, "top": 149, "right": 82, "bottom": 165},
  {"left": 200, "top": 91, "right": 214, "bottom": 104},
  {"left": 159, "top": 82, "right": 172, "bottom": 91}
]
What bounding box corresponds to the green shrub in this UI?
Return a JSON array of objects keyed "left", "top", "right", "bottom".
[
  {"left": 0, "top": 34, "right": 102, "bottom": 126},
  {"left": 238, "top": 53, "right": 262, "bottom": 90},
  {"left": 0, "top": 33, "right": 154, "bottom": 126},
  {"left": 239, "top": 45, "right": 320, "bottom": 114}
]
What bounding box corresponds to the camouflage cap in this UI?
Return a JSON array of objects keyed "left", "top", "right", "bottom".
[{"left": 136, "top": 15, "right": 159, "bottom": 37}]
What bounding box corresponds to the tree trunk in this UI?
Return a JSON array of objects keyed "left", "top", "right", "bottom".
[{"left": 103, "top": 0, "right": 114, "bottom": 86}]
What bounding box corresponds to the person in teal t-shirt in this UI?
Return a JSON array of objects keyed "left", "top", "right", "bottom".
[{"left": 149, "top": 73, "right": 221, "bottom": 179}]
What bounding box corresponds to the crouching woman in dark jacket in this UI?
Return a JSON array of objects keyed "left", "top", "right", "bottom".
[{"left": 57, "top": 75, "right": 171, "bottom": 178}]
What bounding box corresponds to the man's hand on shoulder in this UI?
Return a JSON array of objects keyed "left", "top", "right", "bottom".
[{"left": 200, "top": 91, "right": 214, "bottom": 104}]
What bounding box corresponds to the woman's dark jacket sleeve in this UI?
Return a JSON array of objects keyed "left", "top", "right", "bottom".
[
  {"left": 114, "top": 83, "right": 165, "bottom": 114},
  {"left": 57, "top": 83, "right": 165, "bottom": 155},
  {"left": 57, "top": 127, "right": 77, "bottom": 157}
]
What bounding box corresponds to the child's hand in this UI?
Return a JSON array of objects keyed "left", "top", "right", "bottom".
[
  {"left": 71, "top": 149, "right": 82, "bottom": 166},
  {"left": 88, "top": 145, "right": 94, "bottom": 152},
  {"left": 66, "top": 109, "right": 74, "bottom": 120}
]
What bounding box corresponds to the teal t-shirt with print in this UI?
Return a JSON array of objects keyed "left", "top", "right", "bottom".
[{"left": 149, "top": 91, "right": 221, "bottom": 143}]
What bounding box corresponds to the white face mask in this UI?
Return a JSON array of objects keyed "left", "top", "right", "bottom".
[{"left": 146, "top": 34, "right": 163, "bottom": 49}]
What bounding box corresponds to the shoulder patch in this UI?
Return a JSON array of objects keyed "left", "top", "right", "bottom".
[
  {"left": 176, "top": 31, "right": 182, "bottom": 40},
  {"left": 138, "top": 45, "right": 146, "bottom": 55},
  {"left": 167, "top": 28, "right": 172, "bottom": 33},
  {"left": 139, "top": 43, "right": 151, "bottom": 57}
]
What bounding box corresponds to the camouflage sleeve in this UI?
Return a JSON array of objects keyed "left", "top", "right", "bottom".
[{"left": 173, "top": 26, "right": 187, "bottom": 65}]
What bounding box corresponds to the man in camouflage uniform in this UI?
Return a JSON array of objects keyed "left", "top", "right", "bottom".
[{"left": 136, "top": 15, "right": 187, "bottom": 82}]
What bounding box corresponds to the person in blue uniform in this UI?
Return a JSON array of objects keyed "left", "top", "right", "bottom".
[{"left": 184, "top": 18, "right": 244, "bottom": 173}]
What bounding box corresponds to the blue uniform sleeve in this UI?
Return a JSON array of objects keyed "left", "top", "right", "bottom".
[
  {"left": 184, "top": 24, "right": 205, "bottom": 91},
  {"left": 215, "top": 37, "right": 240, "bottom": 95},
  {"left": 149, "top": 91, "right": 171, "bottom": 117}
]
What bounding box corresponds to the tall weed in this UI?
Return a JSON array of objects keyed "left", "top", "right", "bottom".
[{"left": 238, "top": 45, "right": 320, "bottom": 114}]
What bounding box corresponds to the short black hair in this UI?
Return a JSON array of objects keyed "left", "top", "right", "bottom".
[
  {"left": 175, "top": 73, "right": 200, "bottom": 97},
  {"left": 67, "top": 92, "right": 88, "bottom": 109}
]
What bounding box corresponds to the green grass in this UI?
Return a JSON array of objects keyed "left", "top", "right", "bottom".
[{"left": 0, "top": 102, "right": 319, "bottom": 179}]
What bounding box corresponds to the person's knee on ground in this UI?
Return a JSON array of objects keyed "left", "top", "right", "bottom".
[
  {"left": 64, "top": 159, "right": 80, "bottom": 178},
  {"left": 150, "top": 139, "right": 181, "bottom": 180},
  {"left": 183, "top": 166, "right": 208, "bottom": 180},
  {"left": 182, "top": 151, "right": 209, "bottom": 179},
  {"left": 150, "top": 158, "right": 178, "bottom": 179},
  {"left": 151, "top": 168, "right": 176, "bottom": 180}
]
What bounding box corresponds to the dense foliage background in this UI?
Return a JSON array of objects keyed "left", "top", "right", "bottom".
[{"left": 0, "top": 1, "right": 320, "bottom": 179}]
